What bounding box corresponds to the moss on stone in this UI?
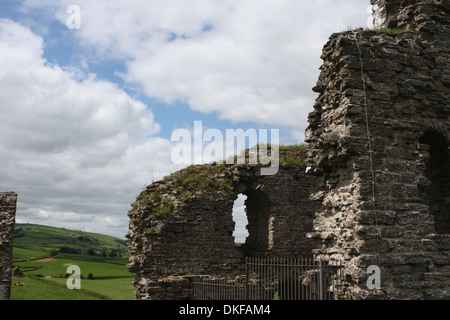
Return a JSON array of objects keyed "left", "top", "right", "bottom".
[{"left": 151, "top": 201, "right": 175, "bottom": 218}]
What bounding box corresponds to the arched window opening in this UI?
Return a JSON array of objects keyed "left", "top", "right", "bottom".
[
  {"left": 231, "top": 189, "right": 272, "bottom": 257},
  {"left": 232, "top": 194, "right": 249, "bottom": 246},
  {"left": 420, "top": 130, "right": 450, "bottom": 234}
]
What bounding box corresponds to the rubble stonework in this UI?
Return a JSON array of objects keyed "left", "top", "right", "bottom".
[
  {"left": 306, "top": 0, "right": 449, "bottom": 299},
  {"left": 127, "top": 147, "right": 319, "bottom": 300},
  {"left": 127, "top": 0, "right": 449, "bottom": 300},
  {"left": 371, "top": 0, "right": 448, "bottom": 33},
  {"left": 0, "top": 192, "right": 17, "bottom": 300}
]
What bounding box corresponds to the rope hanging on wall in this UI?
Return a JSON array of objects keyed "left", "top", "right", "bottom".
[{"left": 351, "top": 31, "right": 382, "bottom": 268}]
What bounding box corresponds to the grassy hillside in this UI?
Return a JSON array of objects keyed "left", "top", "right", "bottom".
[
  {"left": 11, "top": 223, "right": 135, "bottom": 300},
  {"left": 14, "top": 223, "right": 128, "bottom": 256}
]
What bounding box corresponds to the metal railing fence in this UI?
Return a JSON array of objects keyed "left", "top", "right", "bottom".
[{"left": 192, "top": 257, "right": 345, "bottom": 300}]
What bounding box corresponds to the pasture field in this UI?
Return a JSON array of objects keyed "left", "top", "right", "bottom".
[{"left": 11, "top": 224, "right": 135, "bottom": 300}]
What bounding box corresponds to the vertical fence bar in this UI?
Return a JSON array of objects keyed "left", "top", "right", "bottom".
[
  {"left": 260, "top": 257, "right": 264, "bottom": 300},
  {"left": 315, "top": 259, "right": 319, "bottom": 300},
  {"left": 308, "top": 258, "right": 311, "bottom": 300},
  {"left": 289, "top": 258, "right": 292, "bottom": 300},
  {"left": 281, "top": 257, "right": 284, "bottom": 300},
  {"left": 252, "top": 257, "right": 256, "bottom": 300},
  {"left": 215, "top": 279, "right": 218, "bottom": 300},
  {"left": 292, "top": 258, "right": 296, "bottom": 300},
  {"left": 285, "top": 257, "right": 289, "bottom": 300},
  {"left": 287, "top": 258, "right": 291, "bottom": 300},
  {"left": 293, "top": 258, "right": 297, "bottom": 300},
  {"left": 270, "top": 257, "right": 274, "bottom": 300},
  {"left": 266, "top": 258, "right": 270, "bottom": 300},
  {"left": 290, "top": 258, "right": 293, "bottom": 301},
  {"left": 245, "top": 257, "right": 249, "bottom": 300},
  {"left": 265, "top": 257, "right": 268, "bottom": 300},
  {"left": 326, "top": 266, "right": 329, "bottom": 301},
  {"left": 262, "top": 257, "right": 266, "bottom": 300},
  {"left": 251, "top": 257, "right": 255, "bottom": 300},
  {"left": 309, "top": 257, "right": 312, "bottom": 300},
  {"left": 319, "top": 259, "right": 324, "bottom": 300},
  {"left": 295, "top": 258, "right": 298, "bottom": 300},
  {"left": 300, "top": 257, "right": 304, "bottom": 300},
  {"left": 294, "top": 258, "right": 297, "bottom": 300},
  {"left": 286, "top": 258, "right": 290, "bottom": 300}
]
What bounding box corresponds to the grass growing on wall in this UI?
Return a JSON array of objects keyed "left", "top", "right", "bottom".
[
  {"left": 371, "top": 28, "right": 418, "bottom": 34},
  {"left": 151, "top": 201, "right": 175, "bottom": 218},
  {"left": 172, "top": 165, "right": 232, "bottom": 192},
  {"left": 134, "top": 143, "right": 309, "bottom": 213}
]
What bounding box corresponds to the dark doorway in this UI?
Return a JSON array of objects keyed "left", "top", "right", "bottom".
[
  {"left": 240, "top": 190, "right": 272, "bottom": 257},
  {"left": 420, "top": 130, "right": 450, "bottom": 234}
]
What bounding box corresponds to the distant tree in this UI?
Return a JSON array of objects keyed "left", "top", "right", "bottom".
[
  {"left": 60, "top": 246, "right": 78, "bottom": 254},
  {"left": 100, "top": 247, "right": 108, "bottom": 257},
  {"left": 109, "top": 248, "right": 118, "bottom": 258},
  {"left": 49, "top": 248, "right": 59, "bottom": 256},
  {"left": 14, "top": 228, "right": 25, "bottom": 238}
]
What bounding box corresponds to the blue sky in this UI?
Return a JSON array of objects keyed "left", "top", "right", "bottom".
[
  {"left": 0, "top": 0, "right": 289, "bottom": 143},
  {"left": 0, "top": 1, "right": 371, "bottom": 238}
]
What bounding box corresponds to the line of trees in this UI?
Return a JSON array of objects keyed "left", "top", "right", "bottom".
[{"left": 51, "top": 246, "right": 126, "bottom": 257}]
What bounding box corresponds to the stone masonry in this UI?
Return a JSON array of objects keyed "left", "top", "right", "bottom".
[
  {"left": 127, "top": 147, "right": 319, "bottom": 300},
  {"left": 0, "top": 192, "right": 17, "bottom": 300},
  {"left": 127, "top": 0, "right": 449, "bottom": 300},
  {"left": 306, "top": 0, "right": 449, "bottom": 299}
]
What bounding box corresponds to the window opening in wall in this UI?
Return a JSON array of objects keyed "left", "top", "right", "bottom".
[
  {"left": 232, "top": 194, "right": 249, "bottom": 246},
  {"left": 420, "top": 130, "right": 450, "bottom": 234}
]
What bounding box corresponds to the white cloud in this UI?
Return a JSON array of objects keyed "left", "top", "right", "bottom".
[
  {"left": 22, "top": 0, "right": 370, "bottom": 130},
  {"left": 4, "top": 1, "right": 372, "bottom": 237},
  {"left": 0, "top": 19, "right": 176, "bottom": 238}
]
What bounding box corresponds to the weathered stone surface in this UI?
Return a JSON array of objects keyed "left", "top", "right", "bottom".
[
  {"left": 0, "top": 192, "right": 17, "bottom": 301},
  {"left": 307, "top": 0, "right": 449, "bottom": 300},
  {"left": 127, "top": 147, "right": 319, "bottom": 300},
  {"left": 127, "top": 0, "right": 449, "bottom": 300}
]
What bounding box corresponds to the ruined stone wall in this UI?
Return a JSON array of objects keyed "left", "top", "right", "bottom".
[
  {"left": 127, "top": 148, "right": 319, "bottom": 300},
  {"left": 0, "top": 192, "right": 17, "bottom": 300},
  {"left": 306, "top": 0, "right": 449, "bottom": 299},
  {"left": 126, "top": 0, "right": 449, "bottom": 300}
]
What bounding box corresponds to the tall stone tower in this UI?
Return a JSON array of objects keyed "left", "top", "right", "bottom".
[
  {"left": 371, "top": 0, "right": 449, "bottom": 33},
  {"left": 306, "top": 0, "right": 449, "bottom": 299}
]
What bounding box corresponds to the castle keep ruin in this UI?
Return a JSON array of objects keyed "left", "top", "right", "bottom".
[
  {"left": 127, "top": 0, "right": 449, "bottom": 300},
  {"left": 306, "top": 0, "right": 449, "bottom": 299},
  {"left": 0, "top": 192, "right": 17, "bottom": 300}
]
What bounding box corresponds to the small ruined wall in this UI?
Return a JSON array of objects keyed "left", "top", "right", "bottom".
[
  {"left": 306, "top": 0, "right": 449, "bottom": 300},
  {"left": 0, "top": 192, "right": 17, "bottom": 300},
  {"left": 127, "top": 147, "right": 320, "bottom": 300}
]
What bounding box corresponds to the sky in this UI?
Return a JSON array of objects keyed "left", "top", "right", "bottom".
[{"left": 0, "top": 1, "right": 373, "bottom": 239}]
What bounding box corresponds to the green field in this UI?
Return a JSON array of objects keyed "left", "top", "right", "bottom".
[
  {"left": 11, "top": 224, "right": 135, "bottom": 300},
  {"left": 14, "top": 223, "right": 128, "bottom": 255}
]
